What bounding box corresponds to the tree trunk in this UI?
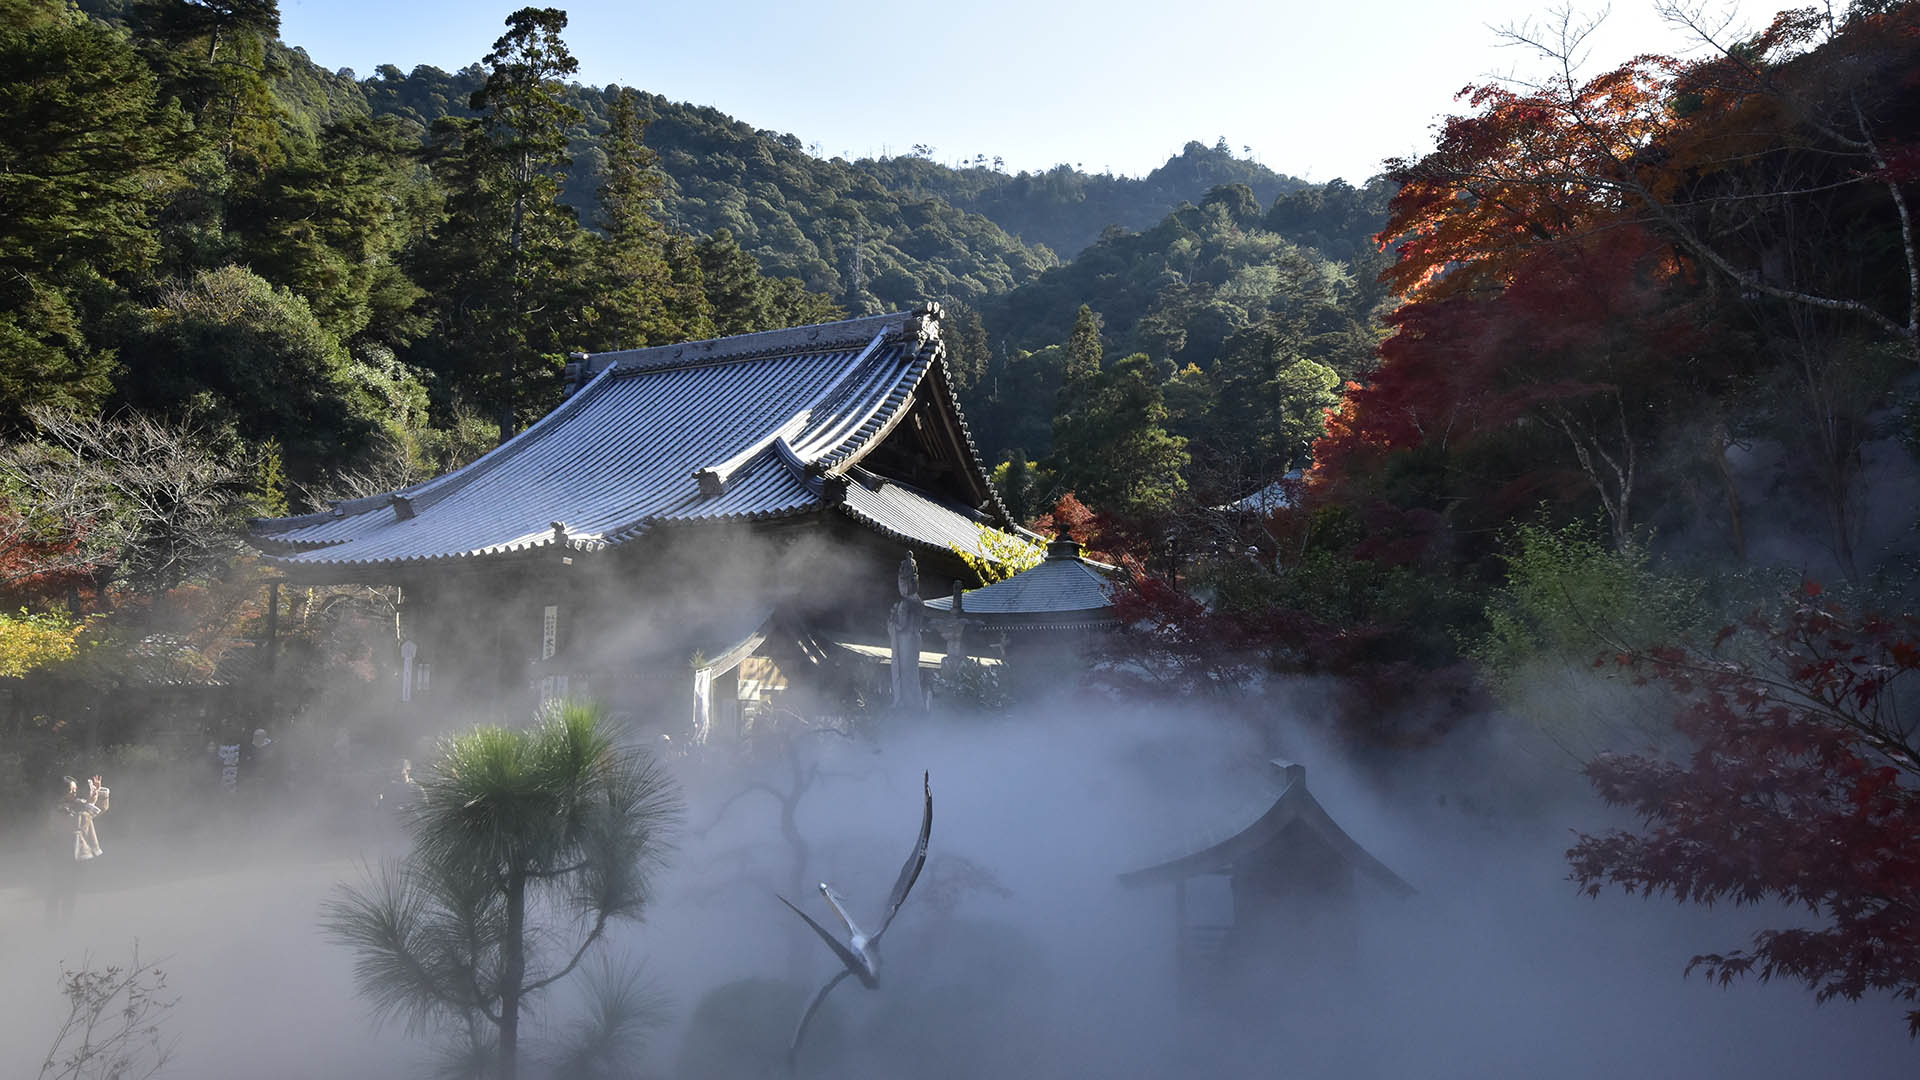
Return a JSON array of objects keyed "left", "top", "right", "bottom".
[
  {"left": 500, "top": 180, "right": 529, "bottom": 443},
  {"left": 499, "top": 871, "right": 526, "bottom": 1080},
  {"left": 1708, "top": 422, "right": 1747, "bottom": 563}
]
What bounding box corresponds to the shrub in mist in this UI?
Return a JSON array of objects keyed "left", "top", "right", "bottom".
[
  {"left": 323, "top": 700, "right": 681, "bottom": 1080},
  {"left": 1472, "top": 519, "right": 1708, "bottom": 687},
  {"left": 674, "top": 977, "right": 846, "bottom": 1079},
  {"left": 1469, "top": 520, "right": 1710, "bottom": 759}
]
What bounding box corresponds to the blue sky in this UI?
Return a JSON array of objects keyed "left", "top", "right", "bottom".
[{"left": 279, "top": 0, "right": 1780, "bottom": 183}]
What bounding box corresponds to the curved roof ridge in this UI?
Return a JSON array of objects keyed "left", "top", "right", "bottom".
[
  {"left": 582, "top": 310, "right": 913, "bottom": 377},
  {"left": 809, "top": 334, "right": 936, "bottom": 475}
]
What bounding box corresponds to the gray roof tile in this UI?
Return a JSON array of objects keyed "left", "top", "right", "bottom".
[
  {"left": 925, "top": 550, "right": 1117, "bottom": 616},
  {"left": 250, "top": 308, "right": 1007, "bottom": 570}
]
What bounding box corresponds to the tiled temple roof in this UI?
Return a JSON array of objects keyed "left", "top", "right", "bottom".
[{"left": 249, "top": 306, "right": 1011, "bottom": 572}]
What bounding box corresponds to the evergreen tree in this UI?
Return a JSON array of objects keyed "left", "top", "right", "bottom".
[
  {"left": 586, "top": 88, "right": 709, "bottom": 348},
  {"left": 129, "top": 0, "right": 287, "bottom": 271},
  {"left": 1199, "top": 311, "right": 1346, "bottom": 481},
  {"left": 409, "top": 7, "right": 588, "bottom": 437},
  {"left": 119, "top": 265, "right": 384, "bottom": 486},
  {"left": 943, "top": 302, "right": 990, "bottom": 392},
  {"left": 695, "top": 230, "right": 839, "bottom": 336},
  {"left": 0, "top": 0, "right": 180, "bottom": 425},
  {"left": 1053, "top": 352, "right": 1188, "bottom": 515},
  {"left": 325, "top": 703, "right": 679, "bottom": 1080},
  {"left": 233, "top": 114, "right": 430, "bottom": 348},
  {"left": 996, "top": 448, "right": 1033, "bottom": 524},
  {"left": 1049, "top": 305, "right": 1104, "bottom": 491},
  {"left": 1062, "top": 303, "right": 1102, "bottom": 384}
]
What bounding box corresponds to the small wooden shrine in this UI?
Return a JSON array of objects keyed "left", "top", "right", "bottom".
[
  {"left": 1119, "top": 759, "right": 1413, "bottom": 998},
  {"left": 922, "top": 533, "right": 1117, "bottom": 690}
]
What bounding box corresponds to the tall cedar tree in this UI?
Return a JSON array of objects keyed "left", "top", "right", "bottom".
[
  {"left": 415, "top": 7, "right": 586, "bottom": 438},
  {"left": 1073, "top": 352, "right": 1189, "bottom": 516},
  {"left": 233, "top": 114, "right": 430, "bottom": 348},
  {"left": 1049, "top": 305, "right": 1104, "bottom": 493},
  {"left": 129, "top": 0, "right": 286, "bottom": 267},
  {"left": 588, "top": 88, "right": 711, "bottom": 348},
  {"left": 693, "top": 229, "right": 839, "bottom": 336}
]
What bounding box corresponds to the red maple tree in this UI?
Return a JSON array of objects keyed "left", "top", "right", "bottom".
[{"left": 1569, "top": 586, "right": 1920, "bottom": 1032}]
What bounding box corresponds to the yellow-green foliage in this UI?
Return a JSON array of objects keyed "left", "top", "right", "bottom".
[
  {"left": 951, "top": 524, "right": 1044, "bottom": 585},
  {"left": 0, "top": 608, "right": 84, "bottom": 677},
  {"left": 1472, "top": 520, "right": 1706, "bottom": 695}
]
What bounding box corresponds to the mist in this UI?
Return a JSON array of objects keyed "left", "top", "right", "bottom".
[{"left": 6, "top": 673, "right": 1914, "bottom": 1079}]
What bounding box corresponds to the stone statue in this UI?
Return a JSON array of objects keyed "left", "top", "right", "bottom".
[
  {"left": 888, "top": 554, "right": 923, "bottom": 711},
  {"left": 932, "top": 579, "right": 967, "bottom": 678}
]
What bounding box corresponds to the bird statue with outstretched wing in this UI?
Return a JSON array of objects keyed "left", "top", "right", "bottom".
[{"left": 778, "top": 771, "right": 932, "bottom": 1068}]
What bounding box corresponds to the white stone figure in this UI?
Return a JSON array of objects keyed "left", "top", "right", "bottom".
[
  {"left": 887, "top": 554, "right": 923, "bottom": 711},
  {"left": 932, "top": 579, "right": 967, "bottom": 679}
]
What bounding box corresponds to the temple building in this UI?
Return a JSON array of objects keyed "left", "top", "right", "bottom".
[{"left": 248, "top": 305, "right": 1018, "bottom": 733}]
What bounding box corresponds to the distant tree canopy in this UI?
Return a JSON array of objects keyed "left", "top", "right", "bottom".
[{"left": 963, "top": 181, "right": 1390, "bottom": 512}]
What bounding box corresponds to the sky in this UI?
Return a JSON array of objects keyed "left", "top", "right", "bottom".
[{"left": 277, "top": 0, "right": 1782, "bottom": 184}]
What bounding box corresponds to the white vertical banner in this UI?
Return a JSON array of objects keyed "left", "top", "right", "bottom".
[
  {"left": 400, "top": 639, "right": 417, "bottom": 702},
  {"left": 690, "top": 666, "right": 713, "bottom": 744},
  {"left": 541, "top": 605, "right": 558, "bottom": 660}
]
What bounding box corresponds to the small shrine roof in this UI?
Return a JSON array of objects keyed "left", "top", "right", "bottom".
[
  {"left": 924, "top": 536, "right": 1117, "bottom": 622},
  {"left": 1119, "top": 760, "right": 1414, "bottom": 897},
  {"left": 248, "top": 306, "right": 1012, "bottom": 572}
]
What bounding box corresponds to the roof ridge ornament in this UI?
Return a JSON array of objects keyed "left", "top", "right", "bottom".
[{"left": 1269, "top": 758, "right": 1307, "bottom": 788}]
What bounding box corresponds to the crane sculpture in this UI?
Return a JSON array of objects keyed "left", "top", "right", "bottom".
[{"left": 778, "top": 771, "right": 933, "bottom": 1067}]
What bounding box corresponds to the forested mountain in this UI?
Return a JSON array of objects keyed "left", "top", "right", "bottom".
[
  {"left": 358, "top": 63, "right": 1058, "bottom": 313},
  {"left": 353, "top": 66, "right": 1323, "bottom": 310},
  {"left": 857, "top": 140, "right": 1311, "bottom": 259}
]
